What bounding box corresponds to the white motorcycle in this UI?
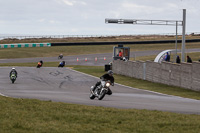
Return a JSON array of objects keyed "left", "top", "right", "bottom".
[{"left": 90, "top": 80, "right": 112, "bottom": 100}]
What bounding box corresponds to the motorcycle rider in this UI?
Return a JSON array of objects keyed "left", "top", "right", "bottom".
[
  {"left": 58, "top": 61, "right": 65, "bottom": 67},
  {"left": 10, "top": 67, "right": 18, "bottom": 78},
  {"left": 58, "top": 54, "right": 63, "bottom": 59},
  {"left": 37, "top": 60, "right": 43, "bottom": 68},
  {"left": 92, "top": 70, "right": 114, "bottom": 95}
]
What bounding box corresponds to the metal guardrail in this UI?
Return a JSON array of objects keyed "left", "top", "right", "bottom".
[
  {"left": 0, "top": 35, "right": 120, "bottom": 40},
  {"left": 1, "top": 39, "right": 200, "bottom": 48},
  {"left": 50, "top": 39, "right": 200, "bottom": 46},
  {"left": 0, "top": 43, "right": 51, "bottom": 48}
]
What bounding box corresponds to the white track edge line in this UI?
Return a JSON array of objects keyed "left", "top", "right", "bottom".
[
  {"left": 68, "top": 68, "right": 170, "bottom": 96},
  {"left": 0, "top": 92, "right": 8, "bottom": 97}
]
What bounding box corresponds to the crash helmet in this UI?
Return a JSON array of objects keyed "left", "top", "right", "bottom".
[
  {"left": 108, "top": 70, "right": 113, "bottom": 75},
  {"left": 12, "top": 67, "right": 15, "bottom": 70}
]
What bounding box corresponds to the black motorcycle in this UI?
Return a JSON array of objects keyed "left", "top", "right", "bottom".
[
  {"left": 58, "top": 54, "right": 63, "bottom": 59},
  {"left": 90, "top": 80, "right": 113, "bottom": 100},
  {"left": 10, "top": 73, "right": 17, "bottom": 84}
]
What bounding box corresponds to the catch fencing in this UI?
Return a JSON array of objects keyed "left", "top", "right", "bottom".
[
  {"left": 1, "top": 32, "right": 200, "bottom": 40},
  {"left": 112, "top": 60, "right": 200, "bottom": 91}
]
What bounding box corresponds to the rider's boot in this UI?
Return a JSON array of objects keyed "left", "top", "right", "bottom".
[
  {"left": 106, "top": 88, "right": 112, "bottom": 95},
  {"left": 91, "top": 86, "right": 96, "bottom": 94}
]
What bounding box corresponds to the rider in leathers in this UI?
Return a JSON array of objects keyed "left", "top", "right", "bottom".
[
  {"left": 10, "top": 68, "right": 18, "bottom": 78},
  {"left": 92, "top": 70, "right": 114, "bottom": 95}
]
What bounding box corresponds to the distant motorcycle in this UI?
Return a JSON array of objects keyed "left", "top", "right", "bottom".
[
  {"left": 90, "top": 80, "right": 112, "bottom": 100},
  {"left": 58, "top": 61, "right": 65, "bottom": 67},
  {"left": 10, "top": 73, "right": 17, "bottom": 84},
  {"left": 58, "top": 54, "right": 63, "bottom": 59},
  {"left": 37, "top": 60, "right": 43, "bottom": 68}
]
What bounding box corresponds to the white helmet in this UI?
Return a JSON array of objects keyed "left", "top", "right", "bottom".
[{"left": 12, "top": 67, "right": 15, "bottom": 70}]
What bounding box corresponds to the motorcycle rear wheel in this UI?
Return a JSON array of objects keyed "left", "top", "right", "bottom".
[{"left": 89, "top": 93, "right": 95, "bottom": 100}]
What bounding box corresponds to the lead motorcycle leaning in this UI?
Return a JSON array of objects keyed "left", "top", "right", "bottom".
[{"left": 89, "top": 80, "right": 113, "bottom": 100}]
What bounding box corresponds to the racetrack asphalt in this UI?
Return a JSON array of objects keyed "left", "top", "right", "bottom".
[
  {"left": 0, "top": 67, "right": 200, "bottom": 115},
  {"left": 0, "top": 49, "right": 200, "bottom": 114},
  {"left": 1, "top": 48, "right": 200, "bottom": 66},
  {"left": 0, "top": 49, "right": 163, "bottom": 66}
]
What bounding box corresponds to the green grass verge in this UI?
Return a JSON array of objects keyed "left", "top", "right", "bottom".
[
  {"left": 133, "top": 52, "right": 200, "bottom": 62},
  {"left": 1, "top": 96, "right": 200, "bottom": 133},
  {"left": 0, "top": 42, "right": 200, "bottom": 59},
  {"left": 0, "top": 34, "right": 199, "bottom": 44}
]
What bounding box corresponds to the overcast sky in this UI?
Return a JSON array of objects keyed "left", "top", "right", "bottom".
[{"left": 0, "top": 0, "right": 199, "bottom": 35}]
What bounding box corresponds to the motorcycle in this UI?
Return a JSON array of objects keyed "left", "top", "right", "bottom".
[
  {"left": 90, "top": 80, "right": 112, "bottom": 100},
  {"left": 37, "top": 61, "right": 43, "bottom": 68},
  {"left": 58, "top": 54, "right": 63, "bottom": 59},
  {"left": 58, "top": 61, "right": 65, "bottom": 67},
  {"left": 10, "top": 73, "right": 17, "bottom": 84}
]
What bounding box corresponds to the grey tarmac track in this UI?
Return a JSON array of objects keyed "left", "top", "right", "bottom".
[
  {"left": 0, "top": 67, "right": 200, "bottom": 114},
  {"left": 0, "top": 48, "right": 200, "bottom": 66}
]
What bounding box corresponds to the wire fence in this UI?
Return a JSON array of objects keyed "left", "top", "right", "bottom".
[{"left": 0, "top": 32, "right": 200, "bottom": 40}]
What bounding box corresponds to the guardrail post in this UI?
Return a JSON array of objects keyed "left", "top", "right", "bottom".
[{"left": 143, "top": 62, "right": 146, "bottom": 80}]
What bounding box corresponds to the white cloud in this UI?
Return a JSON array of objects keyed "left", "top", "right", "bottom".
[
  {"left": 121, "top": 2, "right": 166, "bottom": 16},
  {"left": 62, "top": 0, "right": 74, "bottom": 6},
  {"left": 0, "top": 0, "right": 200, "bottom": 35},
  {"left": 49, "top": 20, "right": 59, "bottom": 24},
  {"left": 54, "top": 0, "right": 74, "bottom": 6},
  {"left": 122, "top": 3, "right": 148, "bottom": 10},
  {"left": 54, "top": 0, "right": 87, "bottom": 6},
  {"left": 79, "top": 1, "right": 87, "bottom": 5},
  {"left": 107, "top": 11, "right": 121, "bottom": 18},
  {"left": 38, "top": 19, "right": 46, "bottom": 22},
  {"left": 71, "top": 28, "right": 79, "bottom": 32},
  {"left": 166, "top": 3, "right": 178, "bottom": 9}
]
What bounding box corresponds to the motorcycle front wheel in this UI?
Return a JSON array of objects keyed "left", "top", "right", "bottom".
[
  {"left": 12, "top": 79, "right": 15, "bottom": 84},
  {"left": 98, "top": 90, "right": 106, "bottom": 100}
]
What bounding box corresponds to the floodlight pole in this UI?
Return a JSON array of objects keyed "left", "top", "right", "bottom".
[
  {"left": 181, "top": 9, "right": 186, "bottom": 62},
  {"left": 105, "top": 9, "right": 186, "bottom": 62},
  {"left": 175, "top": 21, "right": 178, "bottom": 62}
]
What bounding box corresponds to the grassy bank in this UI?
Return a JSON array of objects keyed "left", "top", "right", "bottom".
[
  {"left": 135, "top": 52, "right": 200, "bottom": 62},
  {"left": 1, "top": 95, "right": 200, "bottom": 133},
  {"left": 0, "top": 42, "right": 200, "bottom": 59},
  {"left": 1, "top": 34, "right": 200, "bottom": 44}
]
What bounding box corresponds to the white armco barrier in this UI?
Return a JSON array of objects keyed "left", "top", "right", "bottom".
[{"left": 0, "top": 43, "right": 51, "bottom": 48}]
